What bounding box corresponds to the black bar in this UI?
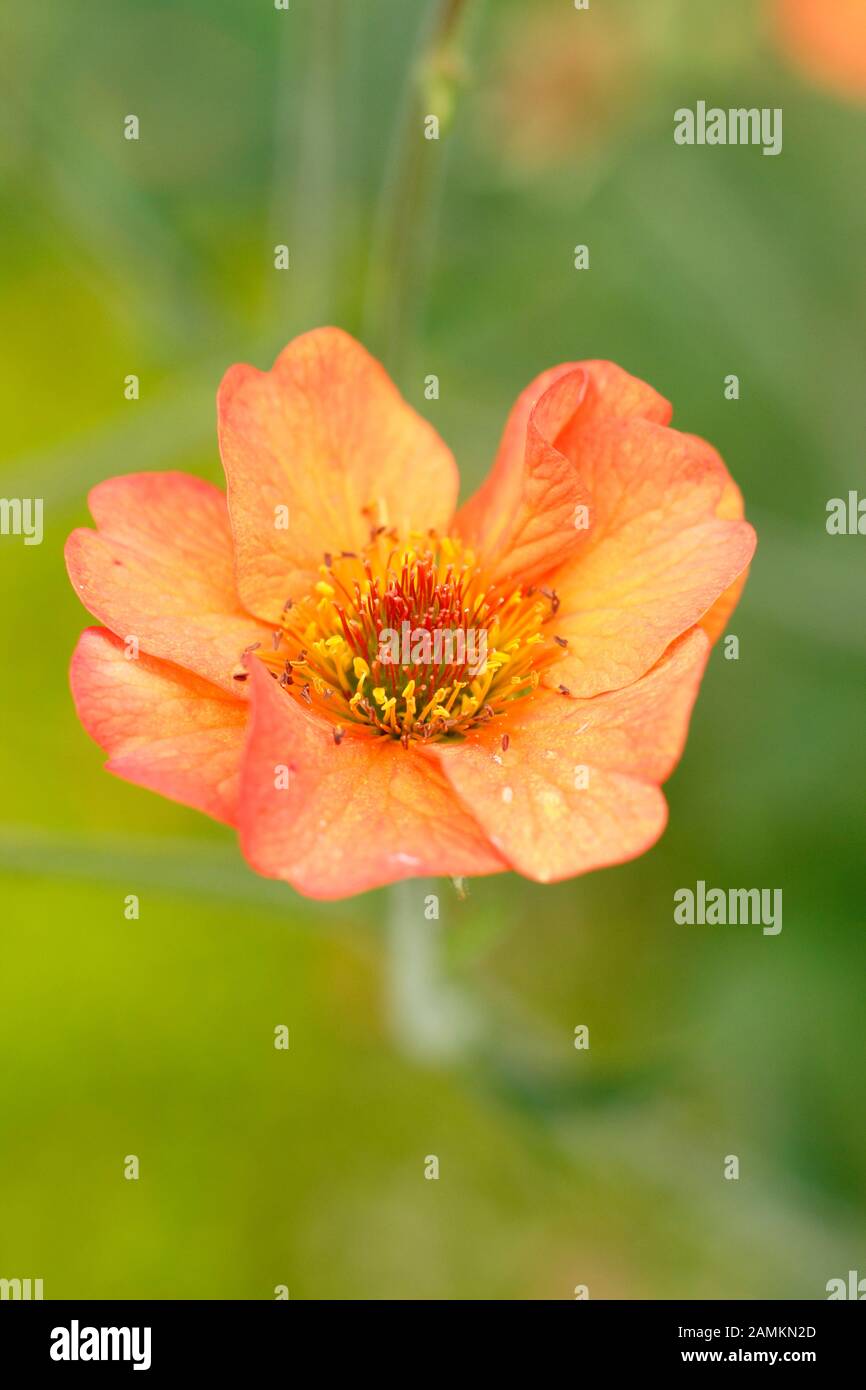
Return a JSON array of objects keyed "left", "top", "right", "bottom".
[{"left": 1, "top": 1299, "right": 862, "bottom": 1374}]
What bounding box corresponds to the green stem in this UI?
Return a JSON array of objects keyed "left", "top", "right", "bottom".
[
  {"left": 267, "top": 0, "right": 343, "bottom": 334},
  {"left": 386, "top": 878, "right": 477, "bottom": 1062},
  {"left": 362, "top": 0, "right": 473, "bottom": 384},
  {"left": 370, "top": 1, "right": 476, "bottom": 1058}
]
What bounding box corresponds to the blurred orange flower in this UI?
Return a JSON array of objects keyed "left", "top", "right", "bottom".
[
  {"left": 772, "top": 0, "right": 866, "bottom": 103},
  {"left": 66, "top": 328, "right": 754, "bottom": 899},
  {"left": 482, "top": 3, "right": 641, "bottom": 172}
]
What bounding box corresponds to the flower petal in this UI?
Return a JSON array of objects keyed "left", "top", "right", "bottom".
[
  {"left": 70, "top": 628, "right": 247, "bottom": 823},
  {"left": 237, "top": 661, "right": 505, "bottom": 899},
  {"left": 65, "top": 472, "right": 270, "bottom": 693},
  {"left": 432, "top": 630, "right": 710, "bottom": 884},
  {"left": 545, "top": 424, "right": 755, "bottom": 696},
  {"left": 456, "top": 359, "right": 671, "bottom": 584},
  {"left": 218, "top": 327, "right": 459, "bottom": 622},
  {"left": 696, "top": 469, "right": 751, "bottom": 644}
]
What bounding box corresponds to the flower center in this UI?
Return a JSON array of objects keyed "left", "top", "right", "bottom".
[{"left": 250, "top": 529, "right": 562, "bottom": 744}]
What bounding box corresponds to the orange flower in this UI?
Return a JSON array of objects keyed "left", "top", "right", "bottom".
[
  {"left": 771, "top": 0, "right": 866, "bottom": 104},
  {"left": 482, "top": 3, "right": 642, "bottom": 172},
  {"left": 66, "top": 328, "right": 755, "bottom": 899}
]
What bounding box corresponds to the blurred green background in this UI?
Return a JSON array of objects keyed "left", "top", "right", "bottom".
[{"left": 1, "top": 0, "right": 865, "bottom": 1299}]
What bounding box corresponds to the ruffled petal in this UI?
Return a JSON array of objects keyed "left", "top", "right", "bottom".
[
  {"left": 431, "top": 630, "right": 710, "bottom": 884},
  {"left": 456, "top": 359, "right": 671, "bottom": 585},
  {"left": 696, "top": 468, "right": 752, "bottom": 643},
  {"left": 237, "top": 661, "right": 505, "bottom": 899},
  {"left": 65, "top": 472, "right": 269, "bottom": 693},
  {"left": 544, "top": 425, "right": 755, "bottom": 696},
  {"left": 70, "top": 627, "right": 247, "bottom": 823},
  {"left": 218, "top": 327, "right": 459, "bottom": 622}
]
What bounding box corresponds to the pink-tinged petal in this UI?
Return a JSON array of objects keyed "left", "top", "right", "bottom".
[
  {"left": 218, "top": 327, "right": 459, "bottom": 622},
  {"left": 566, "top": 360, "right": 673, "bottom": 428},
  {"left": 699, "top": 569, "right": 749, "bottom": 645},
  {"left": 545, "top": 424, "right": 755, "bottom": 696},
  {"left": 697, "top": 469, "right": 752, "bottom": 643},
  {"left": 432, "top": 630, "right": 710, "bottom": 884},
  {"left": 237, "top": 661, "right": 505, "bottom": 899},
  {"left": 456, "top": 359, "right": 671, "bottom": 584},
  {"left": 455, "top": 368, "right": 591, "bottom": 585},
  {"left": 70, "top": 628, "right": 247, "bottom": 824},
  {"left": 65, "top": 472, "right": 270, "bottom": 693}
]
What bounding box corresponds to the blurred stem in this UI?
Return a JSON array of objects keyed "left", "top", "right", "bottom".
[
  {"left": 374, "top": 1, "right": 475, "bottom": 1057},
  {"left": 386, "top": 878, "right": 477, "bottom": 1063},
  {"left": 268, "top": 0, "right": 343, "bottom": 334},
  {"left": 363, "top": 0, "right": 473, "bottom": 385}
]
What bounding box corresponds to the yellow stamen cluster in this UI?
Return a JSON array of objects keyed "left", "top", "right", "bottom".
[{"left": 249, "top": 529, "right": 562, "bottom": 745}]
